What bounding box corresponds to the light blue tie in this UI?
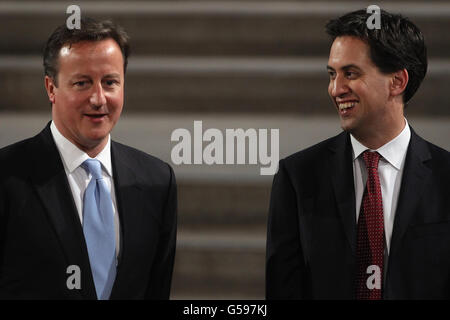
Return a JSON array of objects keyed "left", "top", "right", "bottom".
[{"left": 82, "top": 159, "right": 116, "bottom": 300}]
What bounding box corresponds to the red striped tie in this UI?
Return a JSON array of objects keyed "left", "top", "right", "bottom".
[{"left": 355, "top": 151, "right": 384, "bottom": 299}]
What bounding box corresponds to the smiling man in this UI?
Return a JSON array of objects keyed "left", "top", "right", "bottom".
[
  {"left": 266, "top": 9, "right": 450, "bottom": 299},
  {"left": 0, "top": 18, "right": 177, "bottom": 299},
  {"left": 47, "top": 38, "right": 125, "bottom": 157}
]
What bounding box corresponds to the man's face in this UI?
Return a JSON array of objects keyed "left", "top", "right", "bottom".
[
  {"left": 327, "top": 36, "right": 393, "bottom": 137},
  {"left": 46, "top": 39, "right": 124, "bottom": 152}
]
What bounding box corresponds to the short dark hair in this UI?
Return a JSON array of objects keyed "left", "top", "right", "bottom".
[
  {"left": 325, "top": 9, "right": 427, "bottom": 105},
  {"left": 43, "top": 17, "right": 130, "bottom": 86}
]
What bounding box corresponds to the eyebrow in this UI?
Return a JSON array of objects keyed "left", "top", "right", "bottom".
[
  {"left": 71, "top": 73, "right": 121, "bottom": 79},
  {"left": 104, "top": 73, "right": 121, "bottom": 78},
  {"left": 71, "top": 74, "right": 90, "bottom": 79},
  {"left": 327, "top": 64, "right": 362, "bottom": 72}
]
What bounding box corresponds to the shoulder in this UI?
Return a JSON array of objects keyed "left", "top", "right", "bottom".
[
  {"left": 425, "top": 140, "right": 450, "bottom": 161},
  {"left": 111, "top": 140, "right": 174, "bottom": 182},
  {"left": 281, "top": 131, "right": 347, "bottom": 172},
  {"left": 112, "top": 140, "right": 169, "bottom": 169},
  {"left": 0, "top": 136, "right": 38, "bottom": 176},
  {"left": 421, "top": 139, "right": 450, "bottom": 173},
  {"left": 0, "top": 135, "right": 44, "bottom": 198},
  {"left": 0, "top": 123, "right": 55, "bottom": 171},
  {"left": 0, "top": 136, "right": 35, "bottom": 161},
  {"left": 410, "top": 129, "right": 450, "bottom": 170}
]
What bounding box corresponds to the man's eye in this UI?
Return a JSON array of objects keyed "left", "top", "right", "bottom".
[
  {"left": 105, "top": 80, "right": 119, "bottom": 86},
  {"left": 328, "top": 72, "right": 336, "bottom": 78},
  {"left": 74, "top": 81, "right": 86, "bottom": 86},
  {"left": 346, "top": 72, "right": 358, "bottom": 78}
]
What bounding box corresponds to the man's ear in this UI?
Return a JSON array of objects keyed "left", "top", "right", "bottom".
[
  {"left": 45, "top": 75, "right": 57, "bottom": 105},
  {"left": 390, "top": 68, "right": 408, "bottom": 98}
]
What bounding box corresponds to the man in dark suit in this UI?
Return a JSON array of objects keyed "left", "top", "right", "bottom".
[
  {"left": 0, "top": 18, "right": 177, "bottom": 299},
  {"left": 266, "top": 9, "right": 450, "bottom": 299}
]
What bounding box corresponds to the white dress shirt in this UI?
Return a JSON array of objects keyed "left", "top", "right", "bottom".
[
  {"left": 351, "top": 118, "right": 411, "bottom": 254},
  {"left": 50, "top": 121, "right": 120, "bottom": 260}
]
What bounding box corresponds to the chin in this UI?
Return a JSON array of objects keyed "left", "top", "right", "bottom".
[
  {"left": 86, "top": 125, "right": 110, "bottom": 136},
  {"left": 340, "top": 115, "right": 362, "bottom": 133},
  {"left": 81, "top": 131, "right": 108, "bottom": 145},
  {"left": 340, "top": 120, "right": 353, "bottom": 132}
]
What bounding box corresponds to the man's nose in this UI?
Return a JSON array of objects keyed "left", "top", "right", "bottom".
[
  {"left": 330, "top": 75, "right": 350, "bottom": 98},
  {"left": 89, "top": 83, "right": 107, "bottom": 107}
]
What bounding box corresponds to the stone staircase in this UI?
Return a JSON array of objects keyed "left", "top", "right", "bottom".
[{"left": 1, "top": 0, "right": 449, "bottom": 299}]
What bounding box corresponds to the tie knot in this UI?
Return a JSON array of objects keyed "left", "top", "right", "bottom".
[
  {"left": 362, "top": 151, "right": 380, "bottom": 169},
  {"left": 82, "top": 159, "right": 103, "bottom": 180}
]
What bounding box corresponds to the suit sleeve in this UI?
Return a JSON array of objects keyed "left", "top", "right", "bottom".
[
  {"left": 145, "top": 164, "right": 177, "bottom": 299},
  {"left": 266, "top": 159, "right": 310, "bottom": 299}
]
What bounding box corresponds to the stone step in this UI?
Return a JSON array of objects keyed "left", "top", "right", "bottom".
[
  {"left": 178, "top": 182, "right": 270, "bottom": 226},
  {"left": 171, "top": 227, "right": 265, "bottom": 299},
  {"left": 1, "top": 56, "right": 450, "bottom": 115},
  {"left": 1, "top": 1, "right": 449, "bottom": 57}
]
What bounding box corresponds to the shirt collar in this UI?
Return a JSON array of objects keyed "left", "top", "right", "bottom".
[
  {"left": 50, "top": 121, "right": 113, "bottom": 177},
  {"left": 350, "top": 118, "right": 411, "bottom": 170}
]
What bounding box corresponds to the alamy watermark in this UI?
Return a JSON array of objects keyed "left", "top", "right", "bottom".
[
  {"left": 171, "top": 121, "right": 279, "bottom": 175},
  {"left": 366, "top": 5, "right": 381, "bottom": 30},
  {"left": 66, "top": 5, "right": 81, "bottom": 30},
  {"left": 366, "top": 265, "right": 382, "bottom": 290},
  {"left": 66, "top": 265, "right": 81, "bottom": 290}
]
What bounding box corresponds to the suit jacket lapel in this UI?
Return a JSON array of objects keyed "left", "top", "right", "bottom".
[
  {"left": 328, "top": 132, "right": 357, "bottom": 255},
  {"left": 109, "top": 142, "right": 143, "bottom": 299},
  {"left": 30, "top": 123, "right": 96, "bottom": 299},
  {"left": 389, "top": 127, "right": 432, "bottom": 256}
]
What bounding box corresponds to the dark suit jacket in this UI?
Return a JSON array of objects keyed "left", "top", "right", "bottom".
[
  {"left": 266, "top": 127, "right": 450, "bottom": 299},
  {"left": 0, "top": 123, "right": 177, "bottom": 299}
]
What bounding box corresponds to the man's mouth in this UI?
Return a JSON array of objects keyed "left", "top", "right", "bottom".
[
  {"left": 84, "top": 113, "right": 108, "bottom": 122},
  {"left": 337, "top": 101, "right": 358, "bottom": 115},
  {"left": 85, "top": 113, "right": 108, "bottom": 118}
]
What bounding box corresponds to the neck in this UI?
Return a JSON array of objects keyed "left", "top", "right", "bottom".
[
  {"left": 82, "top": 140, "right": 108, "bottom": 158},
  {"left": 52, "top": 120, "right": 108, "bottom": 158},
  {"left": 353, "top": 116, "right": 405, "bottom": 150}
]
